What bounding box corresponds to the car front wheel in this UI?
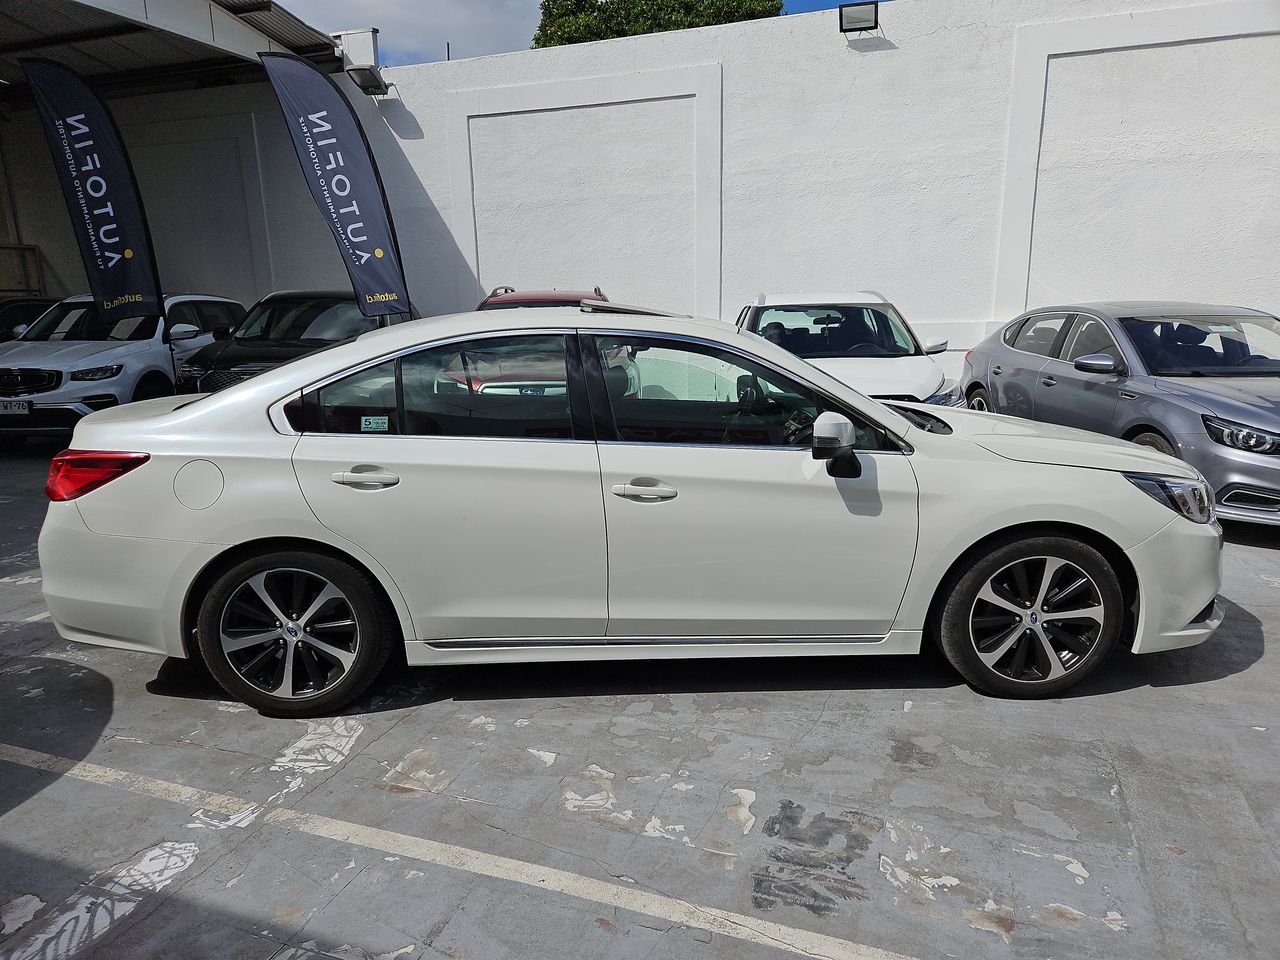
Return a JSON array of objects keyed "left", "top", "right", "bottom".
[
  {"left": 937, "top": 536, "right": 1123, "bottom": 697},
  {"left": 196, "top": 551, "right": 397, "bottom": 716}
]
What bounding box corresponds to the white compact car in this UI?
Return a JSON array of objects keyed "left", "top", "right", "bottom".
[
  {"left": 738, "top": 292, "right": 961, "bottom": 405},
  {"left": 39, "top": 304, "right": 1224, "bottom": 715},
  {"left": 0, "top": 293, "right": 243, "bottom": 441}
]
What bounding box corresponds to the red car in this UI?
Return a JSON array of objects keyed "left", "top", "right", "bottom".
[{"left": 476, "top": 286, "right": 607, "bottom": 310}]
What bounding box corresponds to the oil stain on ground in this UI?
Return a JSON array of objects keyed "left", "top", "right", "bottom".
[{"left": 750, "top": 799, "right": 882, "bottom": 916}]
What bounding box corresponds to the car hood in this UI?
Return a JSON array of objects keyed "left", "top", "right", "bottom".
[
  {"left": 191, "top": 337, "right": 320, "bottom": 369},
  {"left": 805, "top": 355, "right": 944, "bottom": 400},
  {"left": 0, "top": 339, "right": 148, "bottom": 368},
  {"left": 906, "top": 405, "right": 1200, "bottom": 479},
  {"left": 1152, "top": 375, "right": 1280, "bottom": 427}
]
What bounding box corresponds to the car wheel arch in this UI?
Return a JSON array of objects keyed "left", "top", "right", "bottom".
[
  {"left": 1120, "top": 423, "right": 1176, "bottom": 448},
  {"left": 180, "top": 536, "right": 409, "bottom": 663},
  {"left": 923, "top": 521, "right": 1139, "bottom": 651}
]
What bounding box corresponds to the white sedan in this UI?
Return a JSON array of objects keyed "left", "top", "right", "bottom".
[{"left": 38, "top": 304, "right": 1224, "bottom": 715}]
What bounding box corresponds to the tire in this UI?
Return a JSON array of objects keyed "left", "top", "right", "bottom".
[
  {"left": 937, "top": 535, "right": 1123, "bottom": 698},
  {"left": 967, "top": 386, "right": 992, "bottom": 412},
  {"left": 131, "top": 375, "right": 174, "bottom": 403},
  {"left": 1129, "top": 431, "right": 1176, "bottom": 458},
  {"left": 196, "top": 551, "right": 398, "bottom": 716}
]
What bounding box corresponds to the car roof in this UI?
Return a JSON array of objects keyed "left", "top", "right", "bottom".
[
  {"left": 484, "top": 289, "right": 601, "bottom": 303},
  {"left": 59, "top": 293, "right": 241, "bottom": 305},
  {"left": 755, "top": 291, "right": 891, "bottom": 307},
  {"left": 259, "top": 290, "right": 356, "bottom": 301},
  {"left": 1020, "top": 301, "right": 1275, "bottom": 320}
]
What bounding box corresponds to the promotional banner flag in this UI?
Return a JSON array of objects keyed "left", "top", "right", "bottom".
[
  {"left": 21, "top": 59, "right": 164, "bottom": 322},
  {"left": 260, "top": 53, "right": 411, "bottom": 318}
]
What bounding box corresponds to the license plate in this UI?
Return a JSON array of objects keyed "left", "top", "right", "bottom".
[{"left": 0, "top": 401, "right": 29, "bottom": 415}]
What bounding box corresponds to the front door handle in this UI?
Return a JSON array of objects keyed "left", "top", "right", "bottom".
[
  {"left": 611, "top": 481, "right": 678, "bottom": 502},
  {"left": 1120, "top": 390, "right": 1138, "bottom": 401},
  {"left": 991, "top": 364, "right": 1003, "bottom": 376},
  {"left": 331, "top": 469, "right": 400, "bottom": 489},
  {"left": 1041, "top": 376, "right": 1056, "bottom": 386}
]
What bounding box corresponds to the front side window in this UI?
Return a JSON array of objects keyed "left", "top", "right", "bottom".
[
  {"left": 310, "top": 335, "right": 575, "bottom": 439},
  {"left": 1011, "top": 314, "right": 1068, "bottom": 357},
  {"left": 595, "top": 335, "right": 885, "bottom": 448},
  {"left": 1120, "top": 315, "right": 1280, "bottom": 376},
  {"left": 21, "top": 302, "right": 158, "bottom": 342},
  {"left": 749, "top": 304, "right": 919, "bottom": 359},
  {"left": 1062, "top": 317, "right": 1122, "bottom": 364}
]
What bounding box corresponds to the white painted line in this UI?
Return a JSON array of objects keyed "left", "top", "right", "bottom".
[
  {"left": 21, "top": 611, "right": 50, "bottom": 622},
  {"left": 0, "top": 741, "right": 918, "bottom": 960}
]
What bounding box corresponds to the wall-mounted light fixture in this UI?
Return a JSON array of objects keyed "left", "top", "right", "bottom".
[
  {"left": 345, "top": 64, "right": 388, "bottom": 96},
  {"left": 839, "top": 2, "right": 879, "bottom": 33}
]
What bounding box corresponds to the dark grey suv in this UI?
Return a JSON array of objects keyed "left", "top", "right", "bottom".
[{"left": 961, "top": 301, "right": 1280, "bottom": 525}]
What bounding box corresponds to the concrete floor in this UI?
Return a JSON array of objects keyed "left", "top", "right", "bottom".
[{"left": 0, "top": 438, "right": 1277, "bottom": 960}]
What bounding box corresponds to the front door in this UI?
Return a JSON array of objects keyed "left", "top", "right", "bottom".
[
  {"left": 585, "top": 333, "right": 919, "bottom": 638},
  {"left": 292, "top": 333, "right": 608, "bottom": 640},
  {"left": 1033, "top": 314, "right": 1125, "bottom": 435}
]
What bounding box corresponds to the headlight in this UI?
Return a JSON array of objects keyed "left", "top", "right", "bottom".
[
  {"left": 178, "top": 362, "right": 206, "bottom": 380},
  {"left": 923, "top": 381, "right": 964, "bottom": 406},
  {"left": 1126, "top": 473, "right": 1215, "bottom": 524},
  {"left": 70, "top": 364, "right": 123, "bottom": 381},
  {"left": 1203, "top": 415, "right": 1280, "bottom": 455}
]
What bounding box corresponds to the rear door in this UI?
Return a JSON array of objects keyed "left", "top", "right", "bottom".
[
  {"left": 1032, "top": 314, "right": 1125, "bottom": 435},
  {"left": 992, "top": 313, "right": 1069, "bottom": 419},
  {"left": 291, "top": 332, "right": 608, "bottom": 640},
  {"left": 585, "top": 332, "right": 919, "bottom": 638}
]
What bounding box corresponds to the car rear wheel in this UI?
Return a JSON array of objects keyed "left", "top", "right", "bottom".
[
  {"left": 967, "top": 386, "right": 992, "bottom": 412},
  {"left": 1129, "top": 431, "right": 1176, "bottom": 458},
  {"left": 196, "top": 551, "right": 397, "bottom": 716},
  {"left": 937, "top": 536, "right": 1123, "bottom": 697}
]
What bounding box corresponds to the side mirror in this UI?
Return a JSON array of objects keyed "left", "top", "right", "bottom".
[
  {"left": 1073, "top": 353, "right": 1121, "bottom": 375},
  {"left": 212, "top": 325, "right": 233, "bottom": 341},
  {"left": 923, "top": 337, "right": 949, "bottom": 355},
  {"left": 12, "top": 324, "right": 30, "bottom": 339},
  {"left": 812, "top": 411, "right": 855, "bottom": 460},
  {"left": 167, "top": 322, "right": 201, "bottom": 342}
]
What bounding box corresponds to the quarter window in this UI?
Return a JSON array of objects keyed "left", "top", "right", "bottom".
[
  {"left": 594, "top": 336, "right": 873, "bottom": 448},
  {"left": 1011, "top": 315, "right": 1068, "bottom": 357}
]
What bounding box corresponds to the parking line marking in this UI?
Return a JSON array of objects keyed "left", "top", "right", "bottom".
[
  {"left": 0, "top": 741, "right": 916, "bottom": 960},
  {"left": 22, "top": 611, "right": 50, "bottom": 622}
]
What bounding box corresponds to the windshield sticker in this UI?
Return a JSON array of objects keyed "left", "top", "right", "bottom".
[
  {"left": 360, "top": 416, "right": 389, "bottom": 432},
  {"left": 1207, "top": 325, "right": 1238, "bottom": 333}
]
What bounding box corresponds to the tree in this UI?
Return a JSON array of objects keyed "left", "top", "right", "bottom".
[{"left": 533, "top": 0, "right": 784, "bottom": 49}]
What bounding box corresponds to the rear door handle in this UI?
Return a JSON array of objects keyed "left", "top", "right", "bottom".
[
  {"left": 611, "top": 481, "right": 678, "bottom": 502},
  {"left": 331, "top": 469, "right": 400, "bottom": 488},
  {"left": 991, "top": 365, "right": 1003, "bottom": 376},
  {"left": 1041, "top": 376, "right": 1056, "bottom": 386}
]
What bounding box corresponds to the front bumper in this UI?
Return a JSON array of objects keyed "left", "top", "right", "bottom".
[
  {"left": 1175, "top": 432, "right": 1280, "bottom": 525},
  {"left": 1125, "top": 515, "right": 1224, "bottom": 654},
  {"left": 39, "top": 501, "right": 223, "bottom": 659}
]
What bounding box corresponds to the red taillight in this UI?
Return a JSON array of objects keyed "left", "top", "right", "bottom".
[{"left": 46, "top": 450, "right": 150, "bottom": 501}]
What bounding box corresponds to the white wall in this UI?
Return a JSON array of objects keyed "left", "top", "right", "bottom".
[{"left": 2, "top": 0, "right": 1277, "bottom": 364}]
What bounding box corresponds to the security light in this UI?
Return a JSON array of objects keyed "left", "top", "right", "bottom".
[
  {"left": 345, "top": 64, "right": 388, "bottom": 96},
  {"left": 839, "top": 2, "right": 878, "bottom": 33}
]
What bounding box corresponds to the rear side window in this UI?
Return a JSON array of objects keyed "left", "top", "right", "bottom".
[
  {"left": 1011, "top": 315, "right": 1068, "bottom": 357},
  {"left": 307, "top": 335, "right": 575, "bottom": 439}
]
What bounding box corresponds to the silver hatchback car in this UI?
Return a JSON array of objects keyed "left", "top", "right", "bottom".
[{"left": 961, "top": 301, "right": 1280, "bottom": 525}]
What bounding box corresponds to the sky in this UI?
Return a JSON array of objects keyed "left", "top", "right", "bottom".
[{"left": 284, "top": 1, "right": 845, "bottom": 67}]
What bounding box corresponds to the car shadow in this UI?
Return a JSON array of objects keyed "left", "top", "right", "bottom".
[
  {"left": 1222, "top": 520, "right": 1280, "bottom": 550},
  {"left": 1067, "top": 596, "right": 1264, "bottom": 697}
]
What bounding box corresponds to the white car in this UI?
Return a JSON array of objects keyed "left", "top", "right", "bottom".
[
  {"left": 0, "top": 293, "right": 243, "bottom": 443},
  {"left": 38, "top": 303, "right": 1224, "bottom": 715},
  {"left": 738, "top": 292, "right": 961, "bottom": 405}
]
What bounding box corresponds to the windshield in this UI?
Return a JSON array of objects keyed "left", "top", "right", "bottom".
[
  {"left": 20, "top": 302, "right": 158, "bottom": 342},
  {"left": 235, "top": 298, "right": 387, "bottom": 344},
  {"left": 748, "top": 304, "right": 920, "bottom": 359},
  {"left": 1121, "top": 315, "right": 1280, "bottom": 376}
]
